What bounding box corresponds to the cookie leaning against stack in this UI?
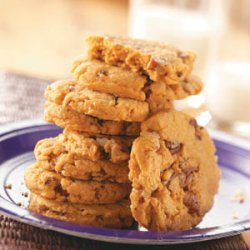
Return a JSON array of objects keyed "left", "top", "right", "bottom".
[{"left": 25, "top": 35, "right": 220, "bottom": 231}]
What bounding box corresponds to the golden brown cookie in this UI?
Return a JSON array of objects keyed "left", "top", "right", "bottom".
[
  {"left": 145, "top": 76, "right": 202, "bottom": 113},
  {"left": 129, "top": 111, "right": 220, "bottom": 231},
  {"left": 62, "top": 129, "right": 134, "bottom": 164},
  {"left": 35, "top": 137, "right": 129, "bottom": 183},
  {"left": 72, "top": 60, "right": 202, "bottom": 104},
  {"left": 25, "top": 164, "right": 131, "bottom": 204},
  {"left": 45, "top": 79, "right": 149, "bottom": 122},
  {"left": 44, "top": 101, "right": 140, "bottom": 136},
  {"left": 35, "top": 130, "right": 133, "bottom": 164},
  {"left": 63, "top": 89, "right": 149, "bottom": 122},
  {"left": 73, "top": 59, "right": 147, "bottom": 101},
  {"left": 29, "top": 193, "right": 134, "bottom": 228},
  {"left": 86, "top": 35, "right": 195, "bottom": 85}
]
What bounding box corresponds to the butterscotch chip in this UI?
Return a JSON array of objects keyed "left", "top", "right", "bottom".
[
  {"left": 44, "top": 101, "right": 140, "bottom": 136},
  {"left": 35, "top": 136, "right": 130, "bottom": 183},
  {"left": 25, "top": 164, "right": 130, "bottom": 205},
  {"left": 129, "top": 111, "right": 220, "bottom": 231},
  {"left": 86, "top": 35, "right": 195, "bottom": 85},
  {"left": 29, "top": 193, "right": 133, "bottom": 228}
]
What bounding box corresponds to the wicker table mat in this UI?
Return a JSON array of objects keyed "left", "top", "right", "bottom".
[{"left": 0, "top": 72, "right": 248, "bottom": 250}]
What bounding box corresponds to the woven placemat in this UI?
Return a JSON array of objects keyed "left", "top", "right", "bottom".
[{"left": 0, "top": 72, "right": 248, "bottom": 250}]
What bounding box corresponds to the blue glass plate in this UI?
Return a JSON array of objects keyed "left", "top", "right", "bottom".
[{"left": 0, "top": 122, "right": 249, "bottom": 245}]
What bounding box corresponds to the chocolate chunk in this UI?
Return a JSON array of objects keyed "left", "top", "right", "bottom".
[
  {"left": 44, "top": 177, "right": 56, "bottom": 185},
  {"left": 96, "top": 118, "right": 105, "bottom": 126},
  {"left": 97, "top": 215, "right": 104, "bottom": 222},
  {"left": 139, "top": 196, "right": 145, "bottom": 203},
  {"left": 184, "top": 191, "right": 199, "bottom": 214},
  {"left": 114, "top": 96, "right": 119, "bottom": 105},
  {"left": 99, "top": 146, "right": 109, "bottom": 160},
  {"left": 145, "top": 88, "right": 152, "bottom": 99},
  {"left": 55, "top": 185, "right": 68, "bottom": 197},
  {"left": 189, "top": 118, "right": 202, "bottom": 140},
  {"left": 177, "top": 71, "right": 183, "bottom": 78}
]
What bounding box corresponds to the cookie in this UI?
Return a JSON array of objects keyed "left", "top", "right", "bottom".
[
  {"left": 73, "top": 59, "right": 147, "bottom": 101},
  {"left": 62, "top": 129, "right": 133, "bottom": 163},
  {"left": 73, "top": 60, "right": 202, "bottom": 104},
  {"left": 45, "top": 80, "right": 149, "bottom": 122},
  {"left": 35, "top": 130, "right": 133, "bottom": 164},
  {"left": 35, "top": 137, "right": 129, "bottom": 183},
  {"left": 25, "top": 164, "right": 131, "bottom": 204},
  {"left": 86, "top": 35, "right": 195, "bottom": 85},
  {"left": 44, "top": 101, "right": 140, "bottom": 136},
  {"left": 129, "top": 111, "right": 220, "bottom": 231},
  {"left": 29, "top": 193, "right": 133, "bottom": 228},
  {"left": 63, "top": 89, "right": 149, "bottom": 122}
]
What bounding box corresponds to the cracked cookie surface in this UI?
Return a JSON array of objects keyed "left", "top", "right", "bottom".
[
  {"left": 63, "top": 88, "right": 149, "bottom": 122},
  {"left": 45, "top": 79, "right": 149, "bottom": 122},
  {"left": 35, "top": 136, "right": 130, "bottom": 183},
  {"left": 44, "top": 101, "right": 140, "bottom": 136},
  {"left": 72, "top": 59, "right": 202, "bottom": 105},
  {"left": 73, "top": 59, "right": 147, "bottom": 101},
  {"left": 29, "top": 193, "right": 133, "bottom": 228},
  {"left": 129, "top": 111, "right": 220, "bottom": 231},
  {"left": 25, "top": 164, "right": 131, "bottom": 204},
  {"left": 86, "top": 35, "right": 195, "bottom": 85}
]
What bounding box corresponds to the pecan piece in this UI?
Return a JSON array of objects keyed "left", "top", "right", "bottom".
[
  {"left": 189, "top": 118, "right": 202, "bottom": 140},
  {"left": 184, "top": 191, "right": 199, "bottom": 214},
  {"left": 165, "top": 141, "right": 182, "bottom": 155}
]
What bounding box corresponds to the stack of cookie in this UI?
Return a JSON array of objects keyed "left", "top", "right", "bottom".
[{"left": 25, "top": 35, "right": 220, "bottom": 231}]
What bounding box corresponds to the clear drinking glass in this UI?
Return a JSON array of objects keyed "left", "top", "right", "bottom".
[
  {"left": 128, "top": 0, "right": 230, "bottom": 111},
  {"left": 129, "top": 0, "right": 229, "bottom": 78},
  {"left": 205, "top": 0, "right": 250, "bottom": 137}
]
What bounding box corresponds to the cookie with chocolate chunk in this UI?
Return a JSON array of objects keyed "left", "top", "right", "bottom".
[
  {"left": 73, "top": 59, "right": 147, "bottom": 101},
  {"left": 44, "top": 101, "right": 140, "bottom": 136},
  {"left": 72, "top": 60, "right": 202, "bottom": 105},
  {"left": 86, "top": 35, "right": 195, "bottom": 85},
  {"left": 63, "top": 88, "right": 149, "bottom": 122},
  {"left": 35, "top": 136, "right": 129, "bottom": 184},
  {"left": 25, "top": 164, "right": 130, "bottom": 204},
  {"left": 29, "top": 193, "right": 133, "bottom": 228},
  {"left": 45, "top": 79, "right": 149, "bottom": 122},
  {"left": 129, "top": 111, "right": 220, "bottom": 231}
]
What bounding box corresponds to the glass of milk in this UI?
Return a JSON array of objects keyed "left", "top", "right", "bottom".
[
  {"left": 128, "top": 0, "right": 230, "bottom": 111},
  {"left": 128, "top": 0, "right": 228, "bottom": 77},
  {"left": 206, "top": 61, "right": 250, "bottom": 135},
  {"left": 205, "top": 0, "right": 250, "bottom": 136}
]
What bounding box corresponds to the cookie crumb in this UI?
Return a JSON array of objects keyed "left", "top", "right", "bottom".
[
  {"left": 231, "top": 191, "right": 245, "bottom": 203},
  {"left": 4, "top": 184, "right": 12, "bottom": 190},
  {"left": 21, "top": 192, "right": 29, "bottom": 198},
  {"left": 17, "top": 202, "right": 22, "bottom": 207}
]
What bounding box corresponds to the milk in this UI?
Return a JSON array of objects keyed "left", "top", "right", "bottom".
[
  {"left": 206, "top": 61, "right": 250, "bottom": 123},
  {"left": 129, "top": 3, "right": 225, "bottom": 76}
]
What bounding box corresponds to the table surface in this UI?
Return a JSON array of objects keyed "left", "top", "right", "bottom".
[{"left": 0, "top": 72, "right": 249, "bottom": 249}]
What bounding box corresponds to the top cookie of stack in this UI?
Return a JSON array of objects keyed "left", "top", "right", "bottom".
[{"left": 45, "top": 35, "right": 202, "bottom": 136}]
